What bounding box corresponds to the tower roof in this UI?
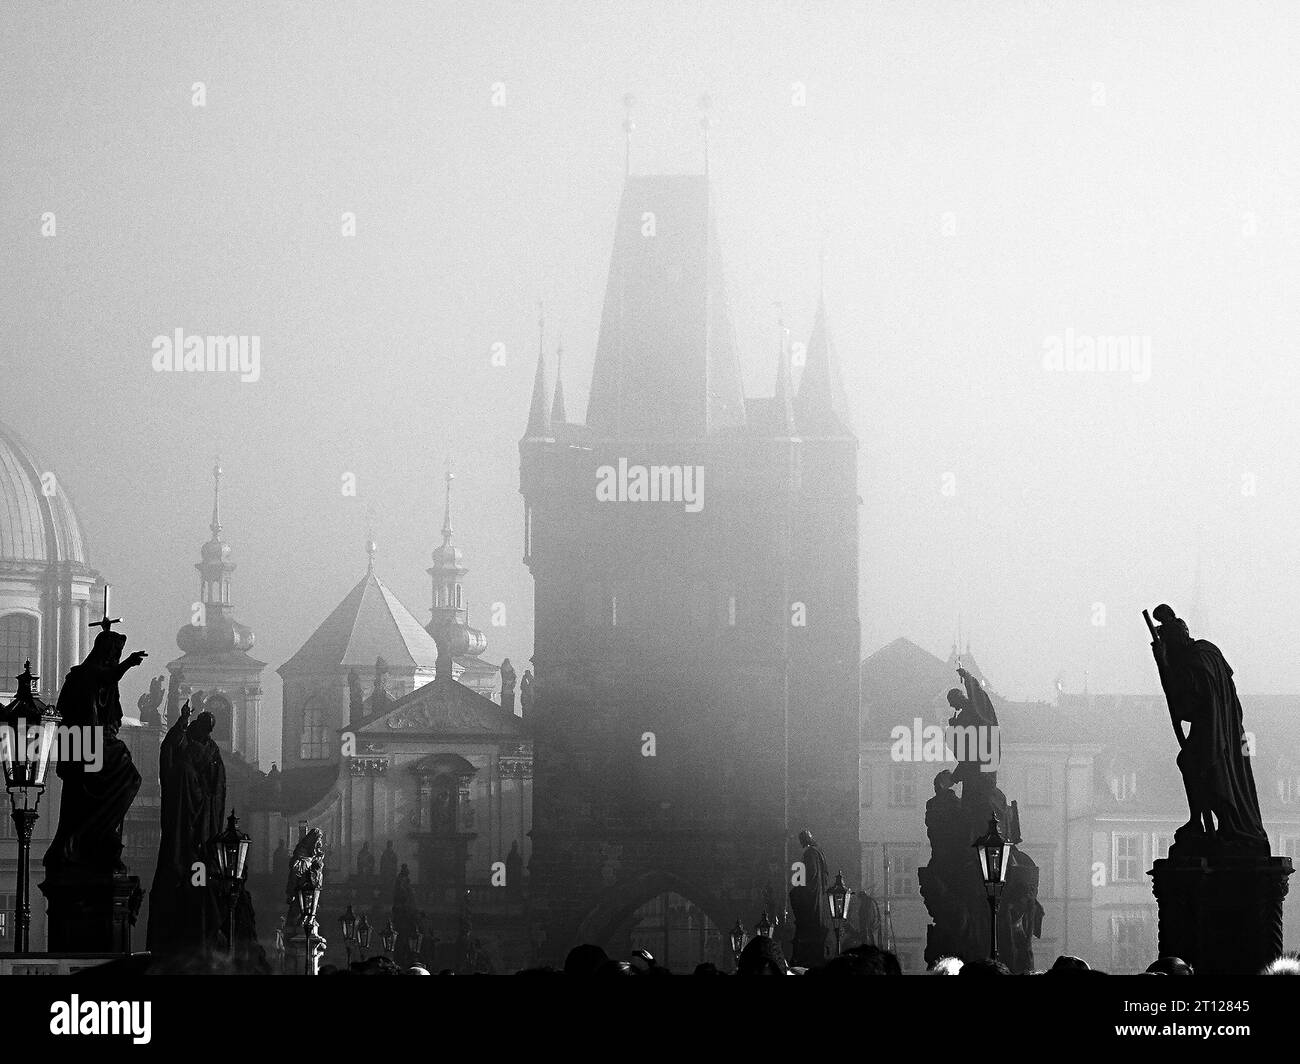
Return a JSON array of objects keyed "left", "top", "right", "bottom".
[
  {"left": 280, "top": 567, "right": 441, "bottom": 674},
  {"left": 550, "top": 342, "right": 567, "bottom": 424},
  {"left": 0, "top": 420, "right": 91, "bottom": 568},
  {"left": 585, "top": 174, "right": 746, "bottom": 438}
]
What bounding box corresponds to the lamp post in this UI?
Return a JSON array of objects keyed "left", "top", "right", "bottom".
[
  {"left": 755, "top": 910, "right": 774, "bottom": 940},
  {"left": 380, "top": 918, "right": 397, "bottom": 957},
  {"left": 0, "top": 662, "right": 60, "bottom": 953},
  {"left": 827, "top": 870, "right": 853, "bottom": 957},
  {"left": 728, "top": 918, "right": 746, "bottom": 972},
  {"left": 973, "top": 815, "right": 1010, "bottom": 962},
  {"left": 339, "top": 904, "right": 358, "bottom": 966},
  {"left": 356, "top": 913, "right": 372, "bottom": 960},
  {"left": 208, "top": 811, "right": 251, "bottom": 955},
  {"left": 273, "top": 916, "right": 286, "bottom": 974}
]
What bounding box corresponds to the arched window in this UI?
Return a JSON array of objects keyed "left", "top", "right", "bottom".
[
  {"left": 300, "top": 699, "right": 329, "bottom": 760},
  {"left": 454, "top": 584, "right": 463, "bottom": 609},
  {"left": 1278, "top": 757, "right": 1300, "bottom": 804},
  {"left": 0, "top": 614, "right": 38, "bottom": 689}
]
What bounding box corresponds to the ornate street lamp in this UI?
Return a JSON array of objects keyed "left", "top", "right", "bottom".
[
  {"left": 827, "top": 870, "right": 853, "bottom": 956},
  {"left": 755, "top": 910, "right": 774, "bottom": 939},
  {"left": 973, "top": 815, "right": 1010, "bottom": 961},
  {"left": 728, "top": 918, "right": 746, "bottom": 972},
  {"left": 207, "top": 811, "right": 251, "bottom": 954},
  {"left": 0, "top": 663, "right": 60, "bottom": 952},
  {"left": 407, "top": 919, "right": 424, "bottom": 960},
  {"left": 339, "top": 904, "right": 358, "bottom": 965},
  {"left": 356, "top": 913, "right": 372, "bottom": 960},
  {"left": 380, "top": 918, "right": 397, "bottom": 956},
  {"left": 273, "top": 916, "right": 287, "bottom": 974}
]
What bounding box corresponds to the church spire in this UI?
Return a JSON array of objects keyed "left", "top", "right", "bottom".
[
  {"left": 441, "top": 460, "right": 455, "bottom": 542},
  {"left": 522, "top": 305, "right": 552, "bottom": 440},
  {"left": 551, "top": 341, "right": 567, "bottom": 424},
  {"left": 209, "top": 459, "right": 223, "bottom": 539}
]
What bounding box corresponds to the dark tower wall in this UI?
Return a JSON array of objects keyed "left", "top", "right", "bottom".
[{"left": 520, "top": 175, "right": 860, "bottom": 962}]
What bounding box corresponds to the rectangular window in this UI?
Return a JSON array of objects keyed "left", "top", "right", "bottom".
[
  {"left": 300, "top": 705, "right": 329, "bottom": 761},
  {"left": 1112, "top": 916, "right": 1150, "bottom": 973},
  {"left": 1112, "top": 833, "right": 1142, "bottom": 883},
  {"left": 889, "top": 764, "right": 916, "bottom": 808},
  {"left": 1151, "top": 833, "right": 1173, "bottom": 862},
  {"left": 1278, "top": 834, "right": 1299, "bottom": 862},
  {"left": 886, "top": 845, "right": 921, "bottom": 899},
  {"left": 1024, "top": 765, "right": 1051, "bottom": 807}
]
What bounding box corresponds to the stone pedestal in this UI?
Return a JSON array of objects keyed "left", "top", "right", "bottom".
[
  {"left": 284, "top": 924, "right": 327, "bottom": 975},
  {"left": 1149, "top": 855, "right": 1293, "bottom": 974},
  {"left": 39, "top": 872, "right": 142, "bottom": 954}
]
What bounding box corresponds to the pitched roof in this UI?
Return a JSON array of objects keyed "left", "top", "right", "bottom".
[
  {"left": 279, "top": 569, "right": 441, "bottom": 673},
  {"left": 795, "top": 300, "right": 853, "bottom": 437},
  {"left": 356, "top": 673, "right": 525, "bottom": 737}
]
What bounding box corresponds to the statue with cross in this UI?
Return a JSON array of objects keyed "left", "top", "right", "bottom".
[{"left": 43, "top": 585, "right": 149, "bottom": 877}]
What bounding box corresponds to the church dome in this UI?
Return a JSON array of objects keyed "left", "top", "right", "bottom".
[{"left": 0, "top": 421, "right": 91, "bottom": 568}]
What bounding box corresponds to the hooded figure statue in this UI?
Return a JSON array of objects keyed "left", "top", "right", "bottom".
[{"left": 1151, "top": 604, "right": 1269, "bottom": 855}]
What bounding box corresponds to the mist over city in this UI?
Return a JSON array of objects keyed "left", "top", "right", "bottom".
[{"left": 2, "top": 0, "right": 1299, "bottom": 1042}]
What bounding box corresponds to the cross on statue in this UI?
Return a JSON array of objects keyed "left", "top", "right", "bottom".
[{"left": 89, "top": 585, "right": 121, "bottom": 634}]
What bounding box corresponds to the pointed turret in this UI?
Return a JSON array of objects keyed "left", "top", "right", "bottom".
[
  {"left": 551, "top": 342, "right": 567, "bottom": 425},
  {"left": 796, "top": 296, "right": 853, "bottom": 436},
  {"left": 773, "top": 319, "right": 796, "bottom": 437},
  {"left": 522, "top": 311, "right": 552, "bottom": 441}
]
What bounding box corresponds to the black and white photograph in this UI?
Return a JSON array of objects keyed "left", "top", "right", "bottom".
[{"left": 2, "top": 0, "right": 1299, "bottom": 1047}]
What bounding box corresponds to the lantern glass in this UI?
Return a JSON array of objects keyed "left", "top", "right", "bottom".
[
  {"left": 973, "top": 817, "right": 1009, "bottom": 897},
  {"left": 340, "top": 905, "right": 357, "bottom": 941},
  {"left": 756, "top": 911, "right": 773, "bottom": 939},
  {"left": 381, "top": 920, "right": 397, "bottom": 953},
  {"left": 729, "top": 919, "right": 745, "bottom": 955},
  {"left": 357, "top": 915, "right": 372, "bottom": 950}
]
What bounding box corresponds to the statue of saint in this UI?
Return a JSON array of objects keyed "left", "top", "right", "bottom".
[
  {"left": 1150, "top": 604, "right": 1269, "bottom": 855},
  {"left": 44, "top": 629, "right": 148, "bottom": 876},
  {"left": 924, "top": 770, "right": 964, "bottom": 860},
  {"left": 788, "top": 828, "right": 831, "bottom": 967},
  {"left": 356, "top": 839, "right": 375, "bottom": 878},
  {"left": 136, "top": 675, "right": 166, "bottom": 725},
  {"left": 519, "top": 670, "right": 534, "bottom": 715},
  {"left": 379, "top": 840, "right": 398, "bottom": 885},
  {"left": 147, "top": 700, "right": 227, "bottom": 954},
  {"left": 285, "top": 828, "right": 325, "bottom": 932}
]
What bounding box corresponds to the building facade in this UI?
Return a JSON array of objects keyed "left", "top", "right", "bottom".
[{"left": 860, "top": 636, "right": 1300, "bottom": 972}]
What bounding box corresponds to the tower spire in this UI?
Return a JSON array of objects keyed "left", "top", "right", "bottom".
[
  {"left": 210, "top": 458, "right": 223, "bottom": 539},
  {"left": 551, "top": 339, "right": 567, "bottom": 424},
  {"left": 773, "top": 308, "right": 795, "bottom": 436},
  {"left": 442, "top": 459, "right": 455, "bottom": 543},
  {"left": 522, "top": 302, "right": 552, "bottom": 439},
  {"left": 365, "top": 506, "right": 377, "bottom": 574}
]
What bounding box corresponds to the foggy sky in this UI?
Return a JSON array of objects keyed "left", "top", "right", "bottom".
[{"left": 6, "top": 1, "right": 1300, "bottom": 766}]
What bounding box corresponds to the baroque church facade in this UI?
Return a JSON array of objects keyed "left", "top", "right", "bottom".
[{"left": 244, "top": 473, "right": 531, "bottom": 972}]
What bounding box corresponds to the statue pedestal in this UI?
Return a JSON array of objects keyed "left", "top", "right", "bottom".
[
  {"left": 39, "top": 872, "right": 142, "bottom": 954},
  {"left": 1149, "top": 855, "right": 1293, "bottom": 974},
  {"left": 284, "top": 926, "right": 327, "bottom": 975}
]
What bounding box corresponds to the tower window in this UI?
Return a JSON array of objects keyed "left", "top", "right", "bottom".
[
  {"left": 0, "top": 615, "right": 38, "bottom": 689},
  {"left": 300, "top": 702, "right": 329, "bottom": 761},
  {"left": 455, "top": 584, "right": 463, "bottom": 609}
]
